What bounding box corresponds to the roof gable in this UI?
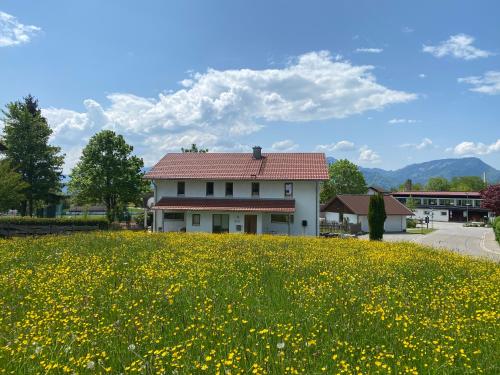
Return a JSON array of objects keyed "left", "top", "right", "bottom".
[
  {"left": 322, "top": 194, "right": 414, "bottom": 216},
  {"left": 145, "top": 152, "right": 329, "bottom": 180}
]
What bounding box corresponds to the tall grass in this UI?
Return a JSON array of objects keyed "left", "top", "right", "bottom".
[{"left": 0, "top": 232, "right": 498, "bottom": 374}]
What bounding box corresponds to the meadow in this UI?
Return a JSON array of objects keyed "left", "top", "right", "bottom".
[{"left": 0, "top": 232, "right": 498, "bottom": 374}]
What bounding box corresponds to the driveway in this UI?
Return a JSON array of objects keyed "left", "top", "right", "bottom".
[{"left": 361, "top": 222, "right": 500, "bottom": 261}]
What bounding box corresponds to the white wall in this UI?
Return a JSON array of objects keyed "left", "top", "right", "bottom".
[
  {"left": 153, "top": 179, "right": 320, "bottom": 236},
  {"left": 413, "top": 208, "right": 449, "bottom": 222}
]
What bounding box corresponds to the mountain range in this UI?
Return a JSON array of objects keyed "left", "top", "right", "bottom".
[{"left": 326, "top": 157, "right": 500, "bottom": 189}]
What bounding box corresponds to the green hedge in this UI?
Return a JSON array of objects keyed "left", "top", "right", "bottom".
[
  {"left": 494, "top": 217, "right": 500, "bottom": 242},
  {"left": 0, "top": 216, "right": 109, "bottom": 229}
]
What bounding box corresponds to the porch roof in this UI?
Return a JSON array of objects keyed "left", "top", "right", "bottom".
[{"left": 152, "top": 197, "right": 295, "bottom": 213}]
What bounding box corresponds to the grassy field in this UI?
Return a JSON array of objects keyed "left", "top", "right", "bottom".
[{"left": 0, "top": 233, "right": 498, "bottom": 374}]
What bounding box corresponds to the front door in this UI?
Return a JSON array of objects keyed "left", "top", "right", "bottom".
[{"left": 244, "top": 215, "right": 257, "bottom": 234}]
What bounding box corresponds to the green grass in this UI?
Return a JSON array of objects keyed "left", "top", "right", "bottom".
[
  {"left": 406, "top": 228, "right": 436, "bottom": 235},
  {"left": 0, "top": 232, "right": 498, "bottom": 374}
]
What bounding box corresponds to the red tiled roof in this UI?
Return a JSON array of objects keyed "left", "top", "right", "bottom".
[
  {"left": 144, "top": 153, "right": 329, "bottom": 180},
  {"left": 152, "top": 197, "right": 295, "bottom": 213},
  {"left": 322, "top": 194, "right": 414, "bottom": 216},
  {"left": 392, "top": 191, "right": 481, "bottom": 198}
]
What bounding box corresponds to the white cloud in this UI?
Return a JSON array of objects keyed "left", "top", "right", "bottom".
[
  {"left": 388, "top": 118, "right": 419, "bottom": 124},
  {"left": 458, "top": 71, "right": 500, "bottom": 95},
  {"left": 419, "top": 73, "right": 426, "bottom": 79},
  {"left": 422, "top": 34, "right": 492, "bottom": 60},
  {"left": 402, "top": 27, "right": 414, "bottom": 33},
  {"left": 355, "top": 48, "right": 383, "bottom": 54},
  {"left": 452, "top": 139, "right": 500, "bottom": 156},
  {"left": 400, "top": 138, "right": 433, "bottom": 150},
  {"left": 270, "top": 139, "right": 298, "bottom": 151},
  {"left": 358, "top": 146, "right": 381, "bottom": 164},
  {"left": 42, "top": 50, "right": 415, "bottom": 171},
  {"left": 315, "top": 140, "right": 355, "bottom": 153},
  {"left": 0, "top": 11, "right": 41, "bottom": 47}
]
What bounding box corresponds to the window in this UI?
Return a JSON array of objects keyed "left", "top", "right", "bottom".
[
  {"left": 251, "top": 182, "right": 260, "bottom": 197},
  {"left": 164, "top": 212, "right": 184, "bottom": 220},
  {"left": 206, "top": 182, "right": 214, "bottom": 196},
  {"left": 441, "top": 211, "right": 447, "bottom": 216},
  {"left": 284, "top": 182, "right": 293, "bottom": 197},
  {"left": 212, "top": 214, "right": 229, "bottom": 233},
  {"left": 192, "top": 214, "right": 200, "bottom": 226},
  {"left": 177, "top": 181, "right": 185, "bottom": 195},
  {"left": 271, "top": 214, "right": 294, "bottom": 223},
  {"left": 225, "top": 182, "right": 233, "bottom": 197}
]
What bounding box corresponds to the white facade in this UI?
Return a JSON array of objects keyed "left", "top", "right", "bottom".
[
  {"left": 412, "top": 208, "right": 450, "bottom": 222},
  {"left": 152, "top": 180, "right": 321, "bottom": 236},
  {"left": 325, "top": 212, "right": 407, "bottom": 232}
]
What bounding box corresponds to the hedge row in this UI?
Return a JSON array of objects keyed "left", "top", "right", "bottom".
[
  {"left": 0, "top": 216, "right": 109, "bottom": 229},
  {"left": 494, "top": 217, "right": 500, "bottom": 242}
]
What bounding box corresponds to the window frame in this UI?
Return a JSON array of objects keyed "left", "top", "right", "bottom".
[
  {"left": 225, "top": 182, "right": 233, "bottom": 197},
  {"left": 164, "top": 212, "right": 185, "bottom": 221},
  {"left": 192, "top": 213, "right": 201, "bottom": 226},
  {"left": 284, "top": 182, "right": 293, "bottom": 197},
  {"left": 206, "top": 181, "right": 214, "bottom": 196},
  {"left": 251, "top": 182, "right": 260, "bottom": 197},
  {"left": 270, "top": 214, "right": 294, "bottom": 224},
  {"left": 177, "top": 181, "right": 185, "bottom": 196}
]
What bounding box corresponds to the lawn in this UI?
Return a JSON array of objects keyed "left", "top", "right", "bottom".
[
  {"left": 406, "top": 228, "right": 436, "bottom": 235},
  {"left": 0, "top": 232, "right": 498, "bottom": 374}
]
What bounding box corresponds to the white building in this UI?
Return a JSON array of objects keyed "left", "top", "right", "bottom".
[
  {"left": 144, "top": 147, "right": 329, "bottom": 236},
  {"left": 321, "top": 194, "right": 414, "bottom": 232},
  {"left": 392, "top": 191, "right": 492, "bottom": 222}
]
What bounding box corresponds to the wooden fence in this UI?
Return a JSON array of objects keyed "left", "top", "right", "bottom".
[
  {"left": 319, "top": 221, "right": 362, "bottom": 235},
  {"left": 0, "top": 223, "right": 100, "bottom": 238}
]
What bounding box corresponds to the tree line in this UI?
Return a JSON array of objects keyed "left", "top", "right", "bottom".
[{"left": 0, "top": 95, "right": 147, "bottom": 221}]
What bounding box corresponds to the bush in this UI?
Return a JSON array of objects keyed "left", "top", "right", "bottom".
[
  {"left": 135, "top": 212, "right": 153, "bottom": 228},
  {"left": 0, "top": 216, "right": 109, "bottom": 229},
  {"left": 406, "top": 218, "right": 417, "bottom": 228},
  {"left": 494, "top": 217, "right": 500, "bottom": 241}
]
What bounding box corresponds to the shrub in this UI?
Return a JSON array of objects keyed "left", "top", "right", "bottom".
[
  {"left": 494, "top": 217, "right": 500, "bottom": 241},
  {"left": 406, "top": 218, "right": 417, "bottom": 228},
  {"left": 0, "top": 216, "right": 109, "bottom": 229}
]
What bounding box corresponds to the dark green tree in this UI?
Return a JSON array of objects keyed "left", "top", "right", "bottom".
[
  {"left": 1, "top": 95, "right": 64, "bottom": 216},
  {"left": 68, "top": 130, "right": 148, "bottom": 222},
  {"left": 368, "top": 193, "right": 386, "bottom": 240},
  {"left": 320, "top": 159, "right": 367, "bottom": 203},
  {"left": 426, "top": 177, "right": 450, "bottom": 191},
  {"left": 181, "top": 144, "right": 208, "bottom": 153},
  {"left": 0, "top": 160, "right": 28, "bottom": 212}
]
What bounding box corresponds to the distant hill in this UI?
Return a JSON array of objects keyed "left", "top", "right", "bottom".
[{"left": 326, "top": 157, "right": 500, "bottom": 189}]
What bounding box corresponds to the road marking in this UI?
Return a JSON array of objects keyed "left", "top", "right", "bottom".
[{"left": 479, "top": 232, "right": 500, "bottom": 256}]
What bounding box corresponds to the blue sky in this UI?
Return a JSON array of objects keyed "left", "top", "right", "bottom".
[{"left": 1, "top": 0, "right": 499, "bottom": 172}]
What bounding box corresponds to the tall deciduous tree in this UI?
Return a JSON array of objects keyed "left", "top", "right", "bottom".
[
  {"left": 69, "top": 130, "right": 147, "bottom": 222},
  {"left": 426, "top": 177, "right": 450, "bottom": 191},
  {"left": 368, "top": 193, "right": 386, "bottom": 240},
  {"left": 480, "top": 184, "right": 500, "bottom": 216},
  {"left": 1, "top": 95, "right": 64, "bottom": 216},
  {"left": 320, "top": 159, "right": 367, "bottom": 203},
  {"left": 0, "top": 160, "right": 28, "bottom": 212},
  {"left": 450, "top": 176, "right": 486, "bottom": 192}
]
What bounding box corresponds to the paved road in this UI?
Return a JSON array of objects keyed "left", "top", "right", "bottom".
[{"left": 362, "top": 222, "right": 500, "bottom": 261}]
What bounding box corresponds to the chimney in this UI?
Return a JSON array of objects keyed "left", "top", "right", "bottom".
[{"left": 252, "top": 146, "right": 262, "bottom": 160}]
